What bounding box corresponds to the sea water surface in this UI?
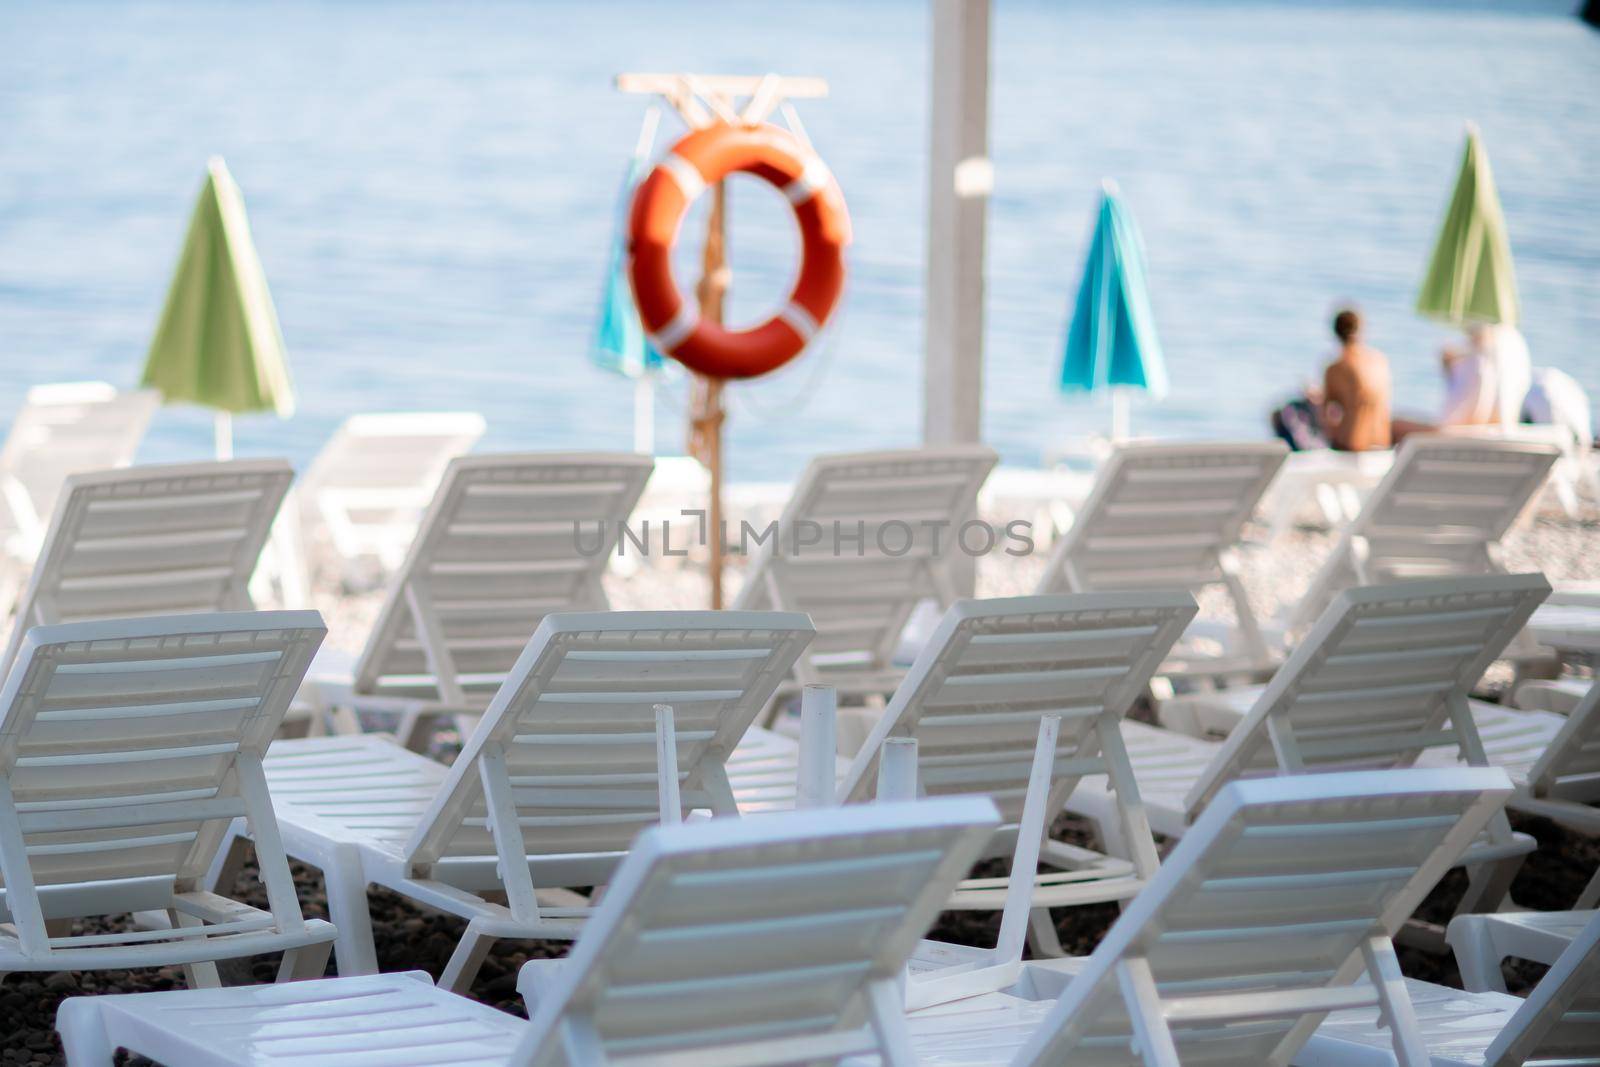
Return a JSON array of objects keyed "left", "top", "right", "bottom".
[{"left": 1, "top": 0, "right": 1596, "bottom": 480}]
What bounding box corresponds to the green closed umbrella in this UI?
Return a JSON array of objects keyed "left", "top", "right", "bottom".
[
  {"left": 1416, "top": 124, "right": 1520, "bottom": 326},
  {"left": 142, "top": 157, "right": 294, "bottom": 458}
]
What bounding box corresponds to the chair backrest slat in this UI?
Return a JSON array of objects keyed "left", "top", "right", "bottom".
[
  {"left": 1290, "top": 435, "right": 1558, "bottom": 632},
  {"left": 733, "top": 447, "right": 997, "bottom": 672},
  {"left": 0, "top": 612, "right": 323, "bottom": 920},
  {"left": 1038, "top": 441, "right": 1286, "bottom": 593},
  {"left": 0, "top": 384, "right": 159, "bottom": 538},
  {"left": 1017, "top": 768, "right": 1514, "bottom": 1066},
  {"left": 404, "top": 611, "right": 813, "bottom": 869},
  {"left": 2, "top": 461, "right": 294, "bottom": 675},
  {"left": 353, "top": 453, "right": 653, "bottom": 699},
  {"left": 514, "top": 798, "right": 999, "bottom": 1066},
  {"left": 298, "top": 411, "right": 486, "bottom": 569},
  {"left": 1186, "top": 573, "right": 1549, "bottom": 818},
  {"left": 840, "top": 592, "right": 1198, "bottom": 819}
]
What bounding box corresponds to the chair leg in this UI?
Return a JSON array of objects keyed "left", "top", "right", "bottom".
[
  {"left": 170, "top": 909, "right": 222, "bottom": 989},
  {"left": 278, "top": 938, "right": 333, "bottom": 982},
  {"left": 324, "top": 848, "right": 379, "bottom": 976},
  {"left": 1455, "top": 854, "right": 1524, "bottom": 919},
  {"left": 1026, "top": 907, "right": 1064, "bottom": 958},
  {"left": 438, "top": 920, "right": 497, "bottom": 995},
  {"left": 1445, "top": 916, "right": 1509, "bottom": 994},
  {"left": 55, "top": 999, "right": 117, "bottom": 1066},
  {"left": 206, "top": 831, "right": 252, "bottom": 895},
  {"left": 398, "top": 709, "right": 441, "bottom": 753}
]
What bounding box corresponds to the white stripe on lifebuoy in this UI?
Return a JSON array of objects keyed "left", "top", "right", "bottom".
[
  {"left": 778, "top": 301, "right": 820, "bottom": 343},
  {"left": 652, "top": 303, "right": 701, "bottom": 352},
  {"left": 781, "top": 157, "right": 831, "bottom": 206},
  {"left": 659, "top": 154, "right": 707, "bottom": 202}
]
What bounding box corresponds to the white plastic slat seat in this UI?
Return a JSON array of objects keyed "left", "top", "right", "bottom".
[
  {"left": 62, "top": 796, "right": 1000, "bottom": 1067},
  {"left": 296, "top": 411, "right": 486, "bottom": 587},
  {"left": 233, "top": 609, "right": 813, "bottom": 993},
  {"left": 1285, "top": 434, "right": 1559, "bottom": 638},
  {"left": 1069, "top": 574, "right": 1552, "bottom": 943},
  {"left": 0, "top": 611, "right": 335, "bottom": 984},
  {"left": 733, "top": 446, "right": 998, "bottom": 709},
  {"left": 0, "top": 460, "right": 294, "bottom": 679},
  {"left": 1297, "top": 908, "right": 1600, "bottom": 1066},
  {"left": 1034, "top": 440, "right": 1287, "bottom": 680},
  {"left": 903, "top": 768, "right": 1517, "bottom": 1066},
  {"left": 309, "top": 451, "right": 653, "bottom": 749}
]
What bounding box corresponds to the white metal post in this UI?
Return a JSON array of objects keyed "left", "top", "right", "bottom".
[
  {"left": 797, "top": 684, "right": 838, "bottom": 809},
  {"left": 923, "top": 0, "right": 992, "bottom": 448},
  {"left": 876, "top": 737, "right": 920, "bottom": 802}
]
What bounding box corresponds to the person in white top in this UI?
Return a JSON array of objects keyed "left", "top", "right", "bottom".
[{"left": 1393, "top": 321, "right": 1533, "bottom": 442}]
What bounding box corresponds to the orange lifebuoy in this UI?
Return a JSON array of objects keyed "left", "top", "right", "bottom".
[{"left": 628, "top": 122, "right": 850, "bottom": 380}]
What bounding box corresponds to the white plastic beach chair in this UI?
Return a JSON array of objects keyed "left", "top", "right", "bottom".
[
  {"left": 836, "top": 593, "right": 1199, "bottom": 968},
  {"left": 0, "top": 611, "right": 336, "bottom": 988},
  {"left": 310, "top": 451, "right": 653, "bottom": 746},
  {"left": 217, "top": 609, "right": 813, "bottom": 992},
  {"left": 1284, "top": 434, "right": 1559, "bottom": 637},
  {"left": 296, "top": 411, "right": 486, "bottom": 588},
  {"left": 0, "top": 459, "right": 294, "bottom": 677},
  {"left": 732, "top": 445, "right": 998, "bottom": 709},
  {"left": 900, "top": 767, "right": 1516, "bottom": 1066},
  {"left": 1034, "top": 440, "right": 1287, "bottom": 680},
  {"left": 1068, "top": 573, "right": 1551, "bottom": 943},
  {"left": 1297, "top": 907, "right": 1600, "bottom": 1066},
  {"left": 1394, "top": 679, "right": 1600, "bottom": 988},
  {"left": 0, "top": 382, "right": 159, "bottom": 562},
  {"left": 62, "top": 796, "right": 999, "bottom": 1066},
  {"left": 1164, "top": 651, "right": 1600, "bottom": 895}
]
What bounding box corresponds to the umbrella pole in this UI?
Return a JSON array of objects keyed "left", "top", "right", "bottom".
[
  {"left": 1110, "top": 388, "right": 1130, "bottom": 442},
  {"left": 690, "top": 180, "right": 731, "bottom": 609},
  {"left": 214, "top": 411, "right": 233, "bottom": 460},
  {"left": 633, "top": 374, "right": 655, "bottom": 454}
]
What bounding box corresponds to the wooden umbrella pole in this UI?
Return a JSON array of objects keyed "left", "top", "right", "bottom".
[{"left": 693, "top": 181, "right": 730, "bottom": 608}]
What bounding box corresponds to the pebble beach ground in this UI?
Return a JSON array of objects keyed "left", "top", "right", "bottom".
[{"left": 4, "top": 495, "right": 1597, "bottom": 1064}]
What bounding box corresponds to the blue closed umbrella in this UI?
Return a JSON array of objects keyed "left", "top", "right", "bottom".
[
  {"left": 593, "top": 153, "right": 664, "bottom": 381},
  {"left": 1059, "top": 182, "right": 1167, "bottom": 440},
  {"left": 593, "top": 109, "right": 664, "bottom": 452}
]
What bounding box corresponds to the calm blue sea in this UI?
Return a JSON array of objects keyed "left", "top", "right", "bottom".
[{"left": 1, "top": 0, "right": 1596, "bottom": 481}]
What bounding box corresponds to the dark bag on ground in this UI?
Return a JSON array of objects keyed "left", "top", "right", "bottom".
[{"left": 1271, "top": 397, "right": 1328, "bottom": 452}]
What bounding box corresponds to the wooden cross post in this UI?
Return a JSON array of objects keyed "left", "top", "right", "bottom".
[{"left": 615, "top": 73, "right": 828, "bottom": 609}]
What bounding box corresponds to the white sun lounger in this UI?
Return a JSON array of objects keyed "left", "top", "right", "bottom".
[
  {"left": 0, "top": 611, "right": 336, "bottom": 988},
  {"left": 60, "top": 796, "right": 999, "bottom": 1066},
  {"left": 723, "top": 592, "right": 1196, "bottom": 1008},
  {"left": 1069, "top": 573, "right": 1551, "bottom": 942},
  {"left": 898, "top": 767, "right": 1516, "bottom": 1066},
  {"left": 1164, "top": 653, "right": 1600, "bottom": 911},
  {"left": 309, "top": 451, "right": 653, "bottom": 747},
  {"left": 295, "top": 411, "right": 487, "bottom": 588},
  {"left": 1284, "top": 435, "right": 1559, "bottom": 638},
  {"left": 1297, "top": 907, "right": 1600, "bottom": 1066},
  {"left": 1033, "top": 440, "right": 1287, "bottom": 680},
  {"left": 0, "top": 382, "right": 159, "bottom": 577},
  {"left": 218, "top": 609, "right": 813, "bottom": 992},
  {"left": 732, "top": 445, "right": 998, "bottom": 709},
  {"left": 837, "top": 593, "right": 1198, "bottom": 959},
  {"left": 0, "top": 460, "right": 294, "bottom": 677}
]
